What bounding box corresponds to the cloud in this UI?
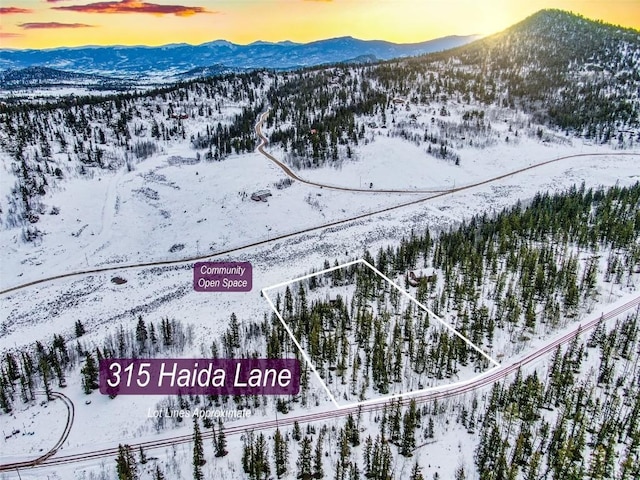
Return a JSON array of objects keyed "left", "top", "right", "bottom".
[
  {"left": 52, "top": 0, "right": 212, "bottom": 16},
  {"left": 0, "top": 32, "right": 24, "bottom": 38},
  {"left": 0, "top": 7, "right": 33, "bottom": 14},
  {"left": 18, "top": 22, "right": 95, "bottom": 29}
]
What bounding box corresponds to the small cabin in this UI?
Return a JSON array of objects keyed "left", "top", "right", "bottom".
[
  {"left": 251, "top": 190, "right": 272, "bottom": 202},
  {"left": 407, "top": 268, "right": 437, "bottom": 287}
]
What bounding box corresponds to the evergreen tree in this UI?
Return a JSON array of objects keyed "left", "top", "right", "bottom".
[
  {"left": 336, "top": 427, "right": 351, "bottom": 480},
  {"left": 230, "top": 312, "right": 241, "bottom": 348},
  {"left": 274, "top": 427, "right": 289, "bottom": 478},
  {"left": 116, "top": 444, "right": 129, "bottom": 480},
  {"left": 242, "top": 431, "right": 271, "bottom": 480},
  {"left": 0, "top": 383, "right": 11, "bottom": 413},
  {"left": 348, "top": 462, "right": 360, "bottom": 480},
  {"left": 587, "top": 444, "right": 606, "bottom": 480},
  {"left": 115, "top": 444, "right": 138, "bottom": 480},
  {"left": 297, "top": 436, "right": 313, "bottom": 479},
  {"left": 363, "top": 435, "right": 373, "bottom": 477},
  {"left": 426, "top": 417, "right": 435, "bottom": 439},
  {"left": 389, "top": 399, "right": 402, "bottom": 443},
  {"left": 242, "top": 432, "right": 254, "bottom": 475},
  {"left": 192, "top": 418, "right": 205, "bottom": 480},
  {"left": 214, "top": 418, "right": 228, "bottom": 457},
  {"left": 75, "top": 320, "right": 86, "bottom": 337},
  {"left": 135, "top": 316, "right": 148, "bottom": 353},
  {"left": 313, "top": 432, "right": 324, "bottom": 478},
  {"left": 153, "top": 465, "right": 166, "bottom": 480},
  {"left": 400, "top": 404, "right": 417, "bottom": 456},
  {"left": 5, "top": 353, "right": 20, "bottom": 381},
  {"left": 149, "top": 322, "right": 158, "bottom": 350},
  {"left": 293, "top": 420, "right": 302, "bottom": 441},
  {"left": 410, "top": 462, "right": 424, "bottom": 480},
  {"left": 39, "top": 356, "right": 52, "bottom": 401},
  {"left": 454, "top": 466, "right": 466, "bottom": 480},
  {"left": 346, "top": 413, "right": 360, "bottom": 446},
  {"left": 81, "top": 353, "right": 99, "bottom": 394},
  {"left": 255, "top": 432, "right": 270, "bottom": 480},
  {"left": 49, "top": 349, "right": 66, "bottom": 388}
]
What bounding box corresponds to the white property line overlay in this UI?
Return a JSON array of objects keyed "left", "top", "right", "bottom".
[{"left": 262, "top": 258, "right": 501, "bottom": 410}]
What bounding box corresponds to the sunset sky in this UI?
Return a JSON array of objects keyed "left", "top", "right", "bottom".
[{"left": 1, "top": 0, "right": 639, "bottom": 50}]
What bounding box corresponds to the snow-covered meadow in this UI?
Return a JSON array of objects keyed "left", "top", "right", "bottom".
[{"left": 0, "top": 85, "right": 638, "bottom": 479}]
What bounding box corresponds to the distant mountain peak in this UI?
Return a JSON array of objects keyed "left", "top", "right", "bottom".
[
  {"left": 204, "top": 39, "right": 237, "bottom": 48},
  {"left": 512, "top": 8, "right": 639, "bottom": 35},
  {"left": 401, "top": 9, "right": 640, "bottom": 136},
  {"left": 0, "top": 65, "right": 117, "bottom": 88},
  {"left": 442, "top": 7, "right": 640, "bottom": 64}
]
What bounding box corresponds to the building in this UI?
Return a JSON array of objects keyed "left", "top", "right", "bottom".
[
  {"left": 251, "top": 190, "right": 272, "bottom": 202},
  {"left": 407, "top": 268, "right": 437, "bottom": 287}
]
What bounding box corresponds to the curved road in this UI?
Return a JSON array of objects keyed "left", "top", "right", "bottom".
[
  {"left": 255, "top": 111, "right": 450, "bottom": 194},
  {"left": 2, "top": 115, "right": 638, "bottom": 297},
  {"left": 3, "top": 295, "right": 638, "bottom": 471},
  {"left": 0, "top": 391, "right": 74, "bottom": 471},
  {"left": 255, "top": 110, "right": 640, "bottom": 194}
]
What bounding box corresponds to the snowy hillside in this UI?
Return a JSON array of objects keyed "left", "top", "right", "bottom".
[{"left": 0, "top": 8, "right": 639, "bottom": 480}]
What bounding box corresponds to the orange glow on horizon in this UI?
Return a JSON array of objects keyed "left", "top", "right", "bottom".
[{"left": 0, "top": 0, "right": 638, "bottom": 50}]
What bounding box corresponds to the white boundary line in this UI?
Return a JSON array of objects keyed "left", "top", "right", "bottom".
[
  {"left": 262, "top": 258, "right": 501, "bottom": 409},
  {"left": 263, "top": 258, "right": 363, "bottom": 292},
  {"left": 262, "top": 289, "right": 342, "bottom": 409},
  {"left": 361, "top": 259, "right": 500, "bottom": 368}
]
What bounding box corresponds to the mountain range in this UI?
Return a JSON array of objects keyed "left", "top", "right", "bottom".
[{"left": 0, "top": 35, "right": 479, "bottom": 86}]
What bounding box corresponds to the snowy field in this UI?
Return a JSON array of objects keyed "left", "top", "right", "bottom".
[
  {"left": 1, "top": 125, "right": 637, "bottom": 293},
  {"left": 0, "top": 120, "right": 639, "bottom": 478}
]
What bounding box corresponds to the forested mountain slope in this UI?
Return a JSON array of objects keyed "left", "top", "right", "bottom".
[
  {"left": 1, "top": 10, "right": 638, "bottom": 234},
  {"left": 403, "top": 10, "right": 640, "bottom": 136},
  {"left": 2, "top": 182, "right": 638, "bottom": 479},
  {"left": 264, "top": 10, "right": 640, "bottom": 168}
]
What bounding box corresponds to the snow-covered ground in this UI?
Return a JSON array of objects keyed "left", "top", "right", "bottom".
[
  {"left": 1, "top": 124, "right": 637, "bottom": 293},
  {"left": 2, "top": 136, "right": 637, "bottom": 345},
  {"left": 270, "top": 125, "right": 617, "bottom": 192},
  {"left": 0, "top": 111, "right": 639, "bottom": 478},
  {"left": 264, "top": 260, "right": 500, "bottom": 408}
]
